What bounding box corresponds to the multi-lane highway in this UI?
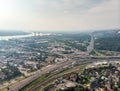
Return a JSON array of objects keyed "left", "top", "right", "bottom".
[
  {"left": 8, "top": 34, "right": 120, "bottom": 91},
  {"left": 87, "top": 34, "right": 94, "bottom": 54},
  {"left": 9, "top": 55, "right": 120, "bottom": 91},
  {"left": 9, "top": 59, "right": 80, "bottom": 91},
  {"left": 5, "top": 34, "right": 119, "bottom": 91}
]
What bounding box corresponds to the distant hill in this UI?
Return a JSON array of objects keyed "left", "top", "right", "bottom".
[{"left": 0, "top": 31, "right": 30, "bottom": 36}]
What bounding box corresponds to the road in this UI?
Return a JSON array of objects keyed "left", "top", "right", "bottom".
[
  {"left": 9, "top": 65, "right": 56, "bottom": 91},
  {"left": 27, "top": 71, "right": 70, "bottom": 91},
  {"left": 87, "top": 34, "right": 94, "bottom": 54},
  {"left": 9, "top": 55, "right": 120, "bottom": 91},
  {"left": 9, "top": 59, "right": 79, "bottom": 91},
  {"left": 8, "top": 33, "right": 120, "bottom": 91}
]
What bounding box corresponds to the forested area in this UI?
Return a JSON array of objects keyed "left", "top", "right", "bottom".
[
  {"left": 94, "top": 36, "right": 120, "bottom": 52},
  {"left": 56, "top": 33, "right": 91, "bottom": 51}
]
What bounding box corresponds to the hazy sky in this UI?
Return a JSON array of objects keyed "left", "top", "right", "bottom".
[{"left": 0, "top": 0, "right": 120, "bottom": 31}]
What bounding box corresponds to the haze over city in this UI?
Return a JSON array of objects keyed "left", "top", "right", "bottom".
[
  {"left": 0, "top": 0, "right": 120, "bottom": 32},
  {"left": 0, "top": 0, "right": 120, "bottom": 91}
]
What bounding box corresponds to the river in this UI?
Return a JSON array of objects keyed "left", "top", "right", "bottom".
[{"left": 0, "top": 32, "right": 51, "bottom": 40}]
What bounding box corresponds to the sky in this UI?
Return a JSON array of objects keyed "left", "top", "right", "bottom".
[{"left": 0, "top": 0, "right": 120, "bottom": 32}]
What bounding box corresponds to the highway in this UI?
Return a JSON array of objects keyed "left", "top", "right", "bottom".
[
  {"left": 8, "top": 34, "right": 120, "bottom": 91},
  {"left": 9, "top": 55, "right": 120, "bottom": 91},
  {"left": 9, "top": 59, "right": 80, "bottom": 91},
  {"left": 87, "top": 34, "right": 94, "bottom": 54}
]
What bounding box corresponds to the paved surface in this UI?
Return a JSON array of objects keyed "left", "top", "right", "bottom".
[
  {"left": 8, "top": 34, "right": 120, "bottom": 91},
  {"left": 87, "top": 34, "right": 94, "bottom": 54},
  {"left": 9, "top": 59, "right": 77, "bottom": 91},
  {"left": 9, "top": 56, "right": 120, "bottom": 91}
]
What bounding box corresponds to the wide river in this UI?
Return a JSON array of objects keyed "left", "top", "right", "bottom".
[{"left": 0, "top": 32, "right": 50, "bottom": 40}]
